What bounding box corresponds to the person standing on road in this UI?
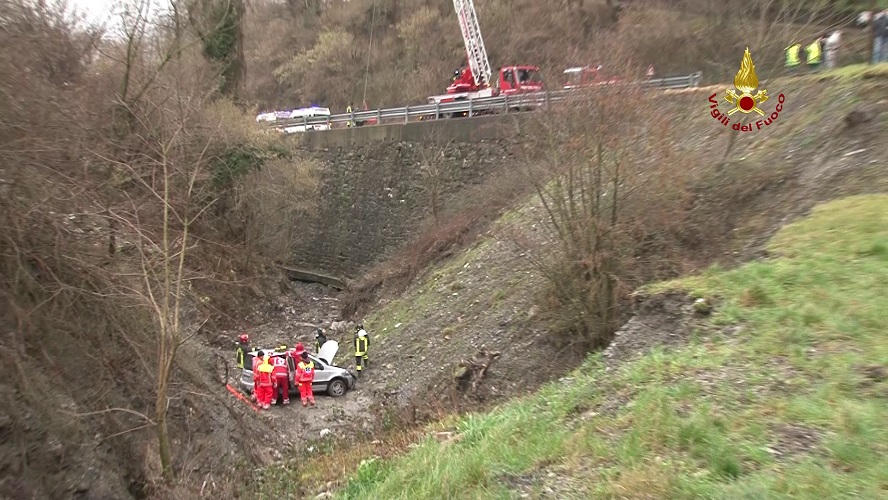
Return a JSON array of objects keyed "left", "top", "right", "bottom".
[
  {"left": 272, "top": 353, "right": 290, "bottom": 405},
  {"left": 805, "top": 36, "right": 823, "bottom": 71},
  {"left": 295, "top": 351, "right": 316, "bottom": 407},
  {"left": 256, "top": 352, "right": 275, "bottom": 410},
  {"left": 875, "top": 11, "right": 888, "bottom": 64},
  {"left": 784, "top": 42, "right": 802, "bottom": 73},
  {"left": 824, "top": 30, "right": 842, "bottom": 69},
  {"left": 354, "top": 323, "right": 369, "bottom": 373},
  {"left": 315, "top": 328, "right": 327, "bottom": 352}
]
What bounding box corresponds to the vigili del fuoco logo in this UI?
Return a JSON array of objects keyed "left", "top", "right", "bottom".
[{"left": 709, "top": 47, "right": 786, "bottom": 132}]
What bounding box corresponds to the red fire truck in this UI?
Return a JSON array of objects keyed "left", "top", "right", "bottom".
[{"left": 427, "top": 0, "right": 543, "bottom": 116}]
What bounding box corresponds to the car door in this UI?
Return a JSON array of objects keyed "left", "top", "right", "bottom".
[
  {"left": 286, "top": 354, "right": 298, "bottom": 395},
  {"left": 239, "top": 352, "right": 256, "bottom": 393},
  {"left": 308, "top": 355, "right": 332, "bottom": 392}
]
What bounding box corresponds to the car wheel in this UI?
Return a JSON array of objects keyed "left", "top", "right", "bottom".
[{"left": 327, "top": 378, "right": 347, "bottom": 397}]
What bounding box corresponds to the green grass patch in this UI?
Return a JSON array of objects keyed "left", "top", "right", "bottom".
[{"left": 336, "top": 194, "right": 888, "bottom": 499}]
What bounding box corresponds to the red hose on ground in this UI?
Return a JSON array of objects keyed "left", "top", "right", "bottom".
[{"left": 226, "top": 383, "right": 261, "bottom": 413}]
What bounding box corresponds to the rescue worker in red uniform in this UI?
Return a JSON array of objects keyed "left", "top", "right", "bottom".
[
  {"left": 295, "top": 351, "right": 316, "bottom": 407},
  {"left": 287, "top": 343, "right": 306, "bottom": 398},
  {"left": 255, "top": 353, "right": 275, "bottom": 410},
  {"left": 272, "top": 351, "right": 290, "bottom": 405},
  {"left": 251, "top": 349, "right": 264, "bottom": 401}
]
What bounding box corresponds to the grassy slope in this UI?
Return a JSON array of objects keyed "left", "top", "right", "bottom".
[{"left": 336, "top": 194, "right": 888, "bottom": 499}]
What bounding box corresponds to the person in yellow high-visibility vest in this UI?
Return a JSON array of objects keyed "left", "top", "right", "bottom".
[
  {"left": 295, "top": 351, "right": 316, "bottom": 407},
  {"left": 354, "top": 324, "right": 369, "bottom": 373},
  {"left": 235, "top": 333, "right": 251, "bottom": 369},
  {"left": 346, "top": 103, "right": 354, "bottom": 128},
  {"left": 255, "top": 353, "right": 275, "bottom": 410},
  {"left": 785, "top": 43, "right": 801, "bottom": 73},
  {"left": 805, "top": 37, "right": 823, "bottom": 71}
]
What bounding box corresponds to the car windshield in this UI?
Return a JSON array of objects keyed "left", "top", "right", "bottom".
[{"left": 517, "top": 69, "right": 543, "bottom": 84}]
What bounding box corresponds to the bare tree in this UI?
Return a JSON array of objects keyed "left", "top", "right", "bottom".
[
  {"left": 418, "top": 132, "right": 456, "bottom": 226},
  {"left": 521, "top": 67, "right": 693, "bottom": 349},
  {"left": 102, "top": 75, "right": 222, "bottom": 480}
]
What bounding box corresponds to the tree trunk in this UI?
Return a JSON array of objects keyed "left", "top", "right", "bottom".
[{"left": 156, "top": 385, "right": 173, "bottom": 481}]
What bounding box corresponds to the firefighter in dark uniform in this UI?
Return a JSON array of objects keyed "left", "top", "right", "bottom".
[
  {"left": 315, "top": 328, "right": 327, "bottom": 352},
  {"left": 354, "top": 323, "right": 369, "bottom": 373},
  {"left": 235, "top": 334, "right": 252, "bottom": 369}
]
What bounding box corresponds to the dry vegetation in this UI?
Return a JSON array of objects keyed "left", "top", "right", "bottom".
[
  {"left": 1, "top": 0, "right": 884, "bottom": 497},
  {"left": 244, "top": 0, "right": 875, "bottom": 110},
  {"left": 516, "top": 75, "right": 702, "bottom": 349},
  {"left": 0, "top": 0, "right": 314, "bottom": 496}
]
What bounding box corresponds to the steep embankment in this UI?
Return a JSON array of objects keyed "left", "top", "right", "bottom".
[
  {"left": 256, "top": 65, "right": 888, "bottom": 496},
  {"left": 338, "top": 193, "right": 888, "bottom": 498},
  {"left": 356, "top": 65, "right": 888, "bottom": 408}
]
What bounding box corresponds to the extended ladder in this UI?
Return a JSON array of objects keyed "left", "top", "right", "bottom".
[{"left": 453, "top": 0, "right": 493, "bottom": 89}]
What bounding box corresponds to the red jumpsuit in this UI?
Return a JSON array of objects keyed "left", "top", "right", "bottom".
[
  {"left": 295, "top": 360, "right": 316, "bottom": 406},
  {"left": 251, "top": 356, "right": 262, "bottom": 400},
  {"left": 255, "top": 359, "right": 275, "bottom": 409},
  {"left": 272, "top": 355, "right": 290, "bottom": 405}
]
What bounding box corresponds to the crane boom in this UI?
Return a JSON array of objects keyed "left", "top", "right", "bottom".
[{"left": 453, "top": 0, "right": 493, "bottom": 89}]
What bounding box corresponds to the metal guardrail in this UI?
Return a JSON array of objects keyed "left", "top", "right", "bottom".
[{"left": 267, "top": 72, "right": 702, "bottom": 131}]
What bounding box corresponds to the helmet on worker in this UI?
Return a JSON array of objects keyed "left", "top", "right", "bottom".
[{"left": 239, "top": 334, "right": 249, "bottom": 343}]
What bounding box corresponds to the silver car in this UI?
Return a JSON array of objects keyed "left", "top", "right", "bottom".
[{"left": 239, "top": 341, "right": 356, "bottom": 401}]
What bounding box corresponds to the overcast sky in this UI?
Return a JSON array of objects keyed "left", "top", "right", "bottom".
[
  {"left": 70, "top": 0, "right": 171, "bottom": 26},
  {"left": 68, "top": 0, "right": 175, "bottom": 35},
  {"left": 71, "top": 0, "right": 120, "bottom": 24}
]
